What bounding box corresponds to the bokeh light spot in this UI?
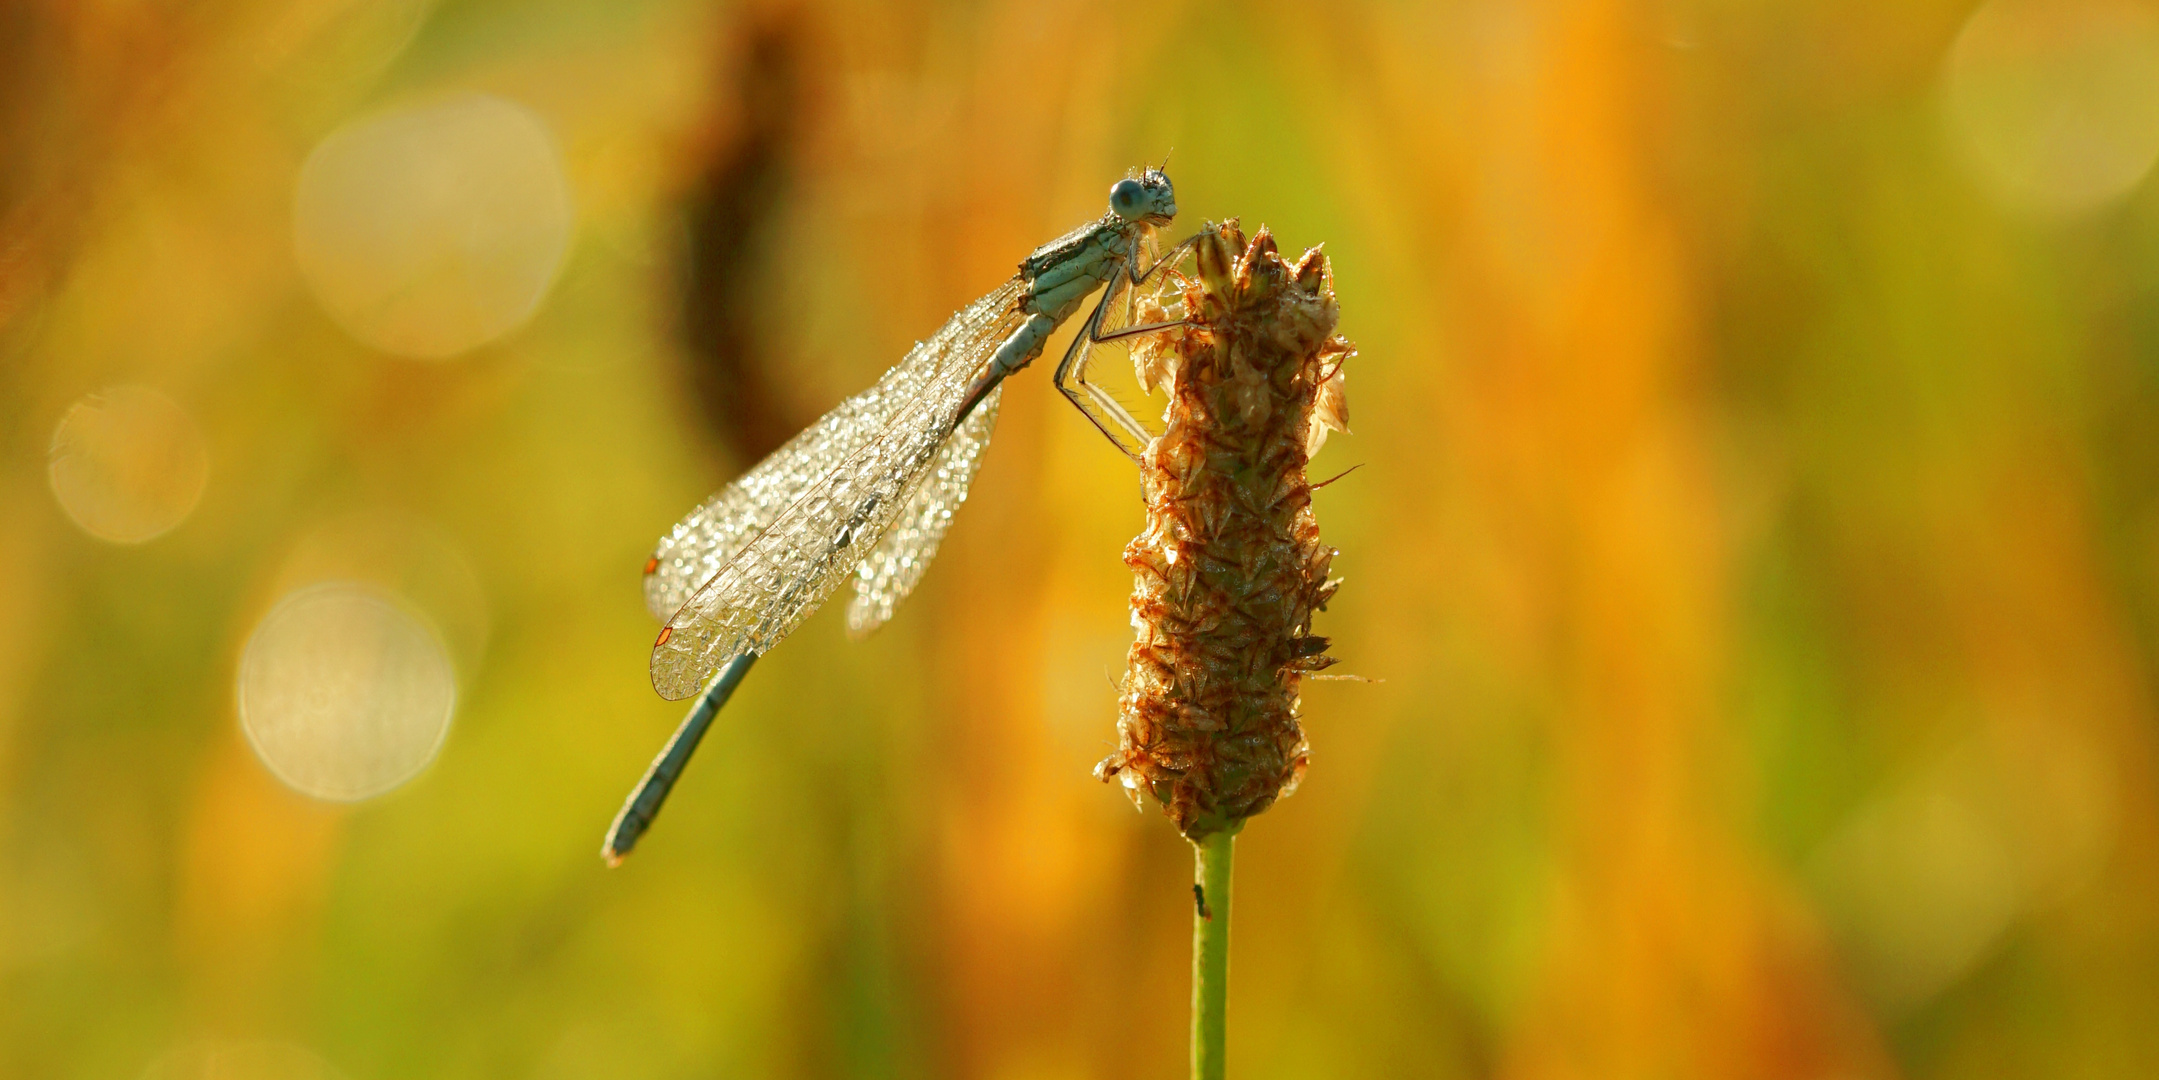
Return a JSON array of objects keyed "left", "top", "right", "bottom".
[
  {"left": 294, "top": 93, "right": 572, "bottom": 358},
  {"left": 277, "top": 508, "right": 492, "bottom": 671},
  {"left": 238, "top": 582, "right": 456, "bottom": 802},
  {"left": 143, "top": 1041, "right": 341, "bottom": 1080},
  {"left": 47, "top": 385, "right": 210, "bottom": 544},
  {"left": 1812, "top": 774, "right": 2020, "bottom": 1010},
  {"left": 1943, "top": 0, "right": 2159, "bottom": 215}
]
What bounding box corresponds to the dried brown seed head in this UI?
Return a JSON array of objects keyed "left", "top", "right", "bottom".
[{"left": 1096, "top": 221, "right": 1355, "bottom": 842}]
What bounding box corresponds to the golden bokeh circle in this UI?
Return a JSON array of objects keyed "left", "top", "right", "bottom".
[
  {"left": 1944, "top": 0, "right": 2159, "bottom": 214},
  {"left": 294, "top": 94, "right": 573, "bottom": 358},
  {"left": 237, "top": 582, "right": 456, "bottom": 802},
  {"left": 47, "top": 385, "right": 210, "bottom": 544}
]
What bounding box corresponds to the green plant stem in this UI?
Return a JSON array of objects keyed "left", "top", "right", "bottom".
[{"left": 1191, "top": 829, "right": 1234, "bottom": 1080}]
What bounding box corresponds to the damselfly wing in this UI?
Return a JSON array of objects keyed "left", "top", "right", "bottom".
[{"left": 645, "top": 284, "right": 1023, "bottom": 699}]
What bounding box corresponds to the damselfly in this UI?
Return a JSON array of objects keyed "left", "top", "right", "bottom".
[{"left": 604, "top": 167, "right": 1192, "bottom": 863}]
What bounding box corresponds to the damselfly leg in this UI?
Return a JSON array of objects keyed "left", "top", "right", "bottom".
[{"left": 1054, "top": 235, "right": 1201, "bottom": 459}]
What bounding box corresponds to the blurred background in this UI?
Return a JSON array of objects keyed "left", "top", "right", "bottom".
[{"left": 6, "top": 0, "right": 2159, "bottom": 1076}]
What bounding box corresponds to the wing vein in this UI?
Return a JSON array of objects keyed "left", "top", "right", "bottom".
[{"left": 647, "top": 279, "right": 1025, "bottom": 699}]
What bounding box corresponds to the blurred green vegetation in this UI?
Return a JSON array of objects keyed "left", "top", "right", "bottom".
[{"left": 7, "top": 0, "right": 2159, "bottom": 1077}]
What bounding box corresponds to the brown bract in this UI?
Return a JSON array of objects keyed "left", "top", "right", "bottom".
[{"left": 1096, "top": 222, "right": 1354, "bottom": 842}]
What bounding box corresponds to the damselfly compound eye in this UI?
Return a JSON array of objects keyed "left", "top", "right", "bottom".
[{"left": 1110, "top": 178, "right": 1147, "bottom": 219}]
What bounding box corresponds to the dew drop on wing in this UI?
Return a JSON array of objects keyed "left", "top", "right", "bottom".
[
  {"left": 649, "top": 281, "right": 1029, "bottom": 699},
  {"left": 635, "top": 294, "right": 999, "bottom": 626},
  {"left": 846, "top": 384, "right": 1002, "bottom": 639}
]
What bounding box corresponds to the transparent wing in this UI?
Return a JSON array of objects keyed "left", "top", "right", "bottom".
[
  {"left": 845, "top": 382, "right": 1001, "bottom": 638},
  {"left": 650, "top": 280, "right": 1026, "bottom": 699},
  {"left": 644, "top": 398, "right": 883, "bottom": 622}
]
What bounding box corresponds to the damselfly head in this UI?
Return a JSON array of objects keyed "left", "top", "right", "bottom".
[{"left": 1109, "top": 168, "right": 1177, "bottom": 227}]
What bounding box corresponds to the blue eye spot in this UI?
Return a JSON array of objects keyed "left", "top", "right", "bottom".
[{"left": 1110, "top": 178, "right": 1146, "bottom": 219}]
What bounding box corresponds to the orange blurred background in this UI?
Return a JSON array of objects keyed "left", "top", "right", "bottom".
[{"left": 7, "top": 0, "right": 2159, "bottom": 1077}]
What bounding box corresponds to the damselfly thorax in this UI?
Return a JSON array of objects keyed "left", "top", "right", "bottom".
[{"left": 603, "top": 167, "right": 1195, "bottom": 863}]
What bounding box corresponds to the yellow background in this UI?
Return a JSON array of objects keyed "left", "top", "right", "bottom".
[{"left": 5, "top": 0, "right": 2159, "bottom": 1077}]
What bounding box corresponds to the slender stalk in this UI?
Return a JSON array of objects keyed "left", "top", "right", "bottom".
[{"left": 1191, "top": 829, "right": 1234, "bottom": 1080}]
